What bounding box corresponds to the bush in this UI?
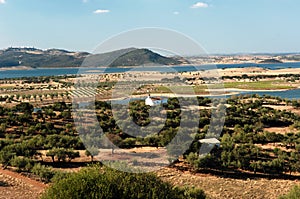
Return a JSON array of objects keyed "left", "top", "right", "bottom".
[
  {"left": 10, "top": 156, "right": 34, "bottom": 172},
  {"left": 31, "top": 163, "right": 55, "bottom": 183},
  {"left": 176, "top": 186, "right": 206, "bottom": 199},
  {"left": 46, "top": 148, "right": 80, "bottom": 162},
  {"left": 50, "top": 171, "right": 71, "bottom": 183},
  {"left": 186, "top": 152, "right": 201, "bottom": 169},
  {"left": 0, "top": 150, "right": 15, "bottom": 166},
  {"left": 42, "top": 165, "right": 206, "bottom": 199},
  {"left": 279, "top": 185, "right": 300, "bottom": 199},
  {"left": 186, "top": 152, "right": 215, "bottom": 169}
]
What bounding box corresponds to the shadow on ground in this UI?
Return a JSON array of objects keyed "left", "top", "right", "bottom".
[{"left": 0, "top": 181, "right": 10, "bottom": 187}]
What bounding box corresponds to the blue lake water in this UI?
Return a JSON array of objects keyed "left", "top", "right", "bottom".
[
  {"left": 1, "top": 62, "right": 300, "bottom": 79},
  {"left": 228, "top": 89, "right": 300, "bottom": 100}
]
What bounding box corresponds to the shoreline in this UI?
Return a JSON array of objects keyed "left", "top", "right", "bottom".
[
  {"left": 1, "top": 60, "right": 300, "bottom": 71},
  {"left": 0, "top": 66, "right": 33, "bottom": 71},
  {"left": 207, "top": 88, "right": 291, "bottom": 92}
]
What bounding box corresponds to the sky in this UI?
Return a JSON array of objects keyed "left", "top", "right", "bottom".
[{"left": 0, "top": 0, "right": 300, "bottom": 54}]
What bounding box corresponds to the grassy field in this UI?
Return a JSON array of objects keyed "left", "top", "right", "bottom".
[
  {"left": 152, "top": 81, "right": 296, "bottom": 95},
  {"left": 223, "top": 80, "right": 296, "bottom": 90},
  {"left": 155, "top": 85, "right": 207, "bottom": 94}
]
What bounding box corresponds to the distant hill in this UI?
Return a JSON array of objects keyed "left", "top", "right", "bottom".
[
  {"left": 0, "top": 47, "right": 88, "bottom": 68},
  {"left": 0, "top": 47, "right": 184, "bottom": 68},
  {"left": 259, "top": 59, "right": 283, "bottom": 64},
  {"left": 108, "top": 48, "right": 183, "bottom": 67},
  {"left": 81, "top": 48, "right": 137, "bottom": 67}
]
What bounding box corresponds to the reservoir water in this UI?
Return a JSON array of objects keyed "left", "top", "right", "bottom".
[
  {"left": 229, "top": 89, "right": 300, "bottom": 100},
  {"left": 1, "top": 62, "right": 300, "bottom": 79}
]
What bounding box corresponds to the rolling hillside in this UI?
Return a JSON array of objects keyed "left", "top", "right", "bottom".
[
  {"left": 0, "top": 47, "right": 88, "bottom": 68},
  {"left": 108, "top": 48, "right": 183, "bottom": 67},
  {"left": 0, "top": 47, "right": 184, "bottom": 68}
]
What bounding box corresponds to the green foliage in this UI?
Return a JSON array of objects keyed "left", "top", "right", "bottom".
[
  {"left": 42, "top": 165, "right": 206, "bottom": 199},
  {"left": 1, "top": 93, "right": 300, "bottom": 178},
  {"left": 0, "top": 150, "right": 15, "bottom": 166},
  {"left": 279, "top": 185, "right": 300, "bottom": 199},
  {"left": 15, "top": 102, "right": 34, "bottom": 114},
  {"left": 44, "top": 135, "right": 83, "bottom": 149},
  {"left": 50, "top": 171, "right": 71, "bottom": 183},
  {"left": 31, "top": 163, "right": 55, "bottom": 183},
  {"left": 85, "top": 147, "right": 99, "bottom": 162},
  {"left": 186, "top": 153, "right": 218, "bottom": 170},
  {"left": 0, "top": 47, "right": 85, "bottom": 68},
  {"left": 10, "top": 156, "right": 34, "bottom": 171},
  {"left": 224, "top": 80, "right": 295, "bottom": 90},
  {"left": 46, "top": 148, "right": 80, "bottom": 162},
  {"left": 186, "top": 152, "right": 201, "bottom": 169},
  {"left": 1, "top": 143, "right": 37, "bottom": 158},
  {"left": 176, "top": 186, "right": 206, "bottom": 199},
  {"left": 109, "top": 48, "right": 182, "bottom": 67}
]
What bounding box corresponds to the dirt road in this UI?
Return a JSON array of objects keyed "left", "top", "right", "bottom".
[{"left": 0, "top": 169, "right": 46, "bottom": 199}]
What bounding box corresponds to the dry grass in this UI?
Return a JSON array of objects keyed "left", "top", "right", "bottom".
[
  {"left": 156, "top": 166, "right": 299, "bottom": 199},
  {"left": 0, "top": 169, "right": 47, "bottom": 199}
]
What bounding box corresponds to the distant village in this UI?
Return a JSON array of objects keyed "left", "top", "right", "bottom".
[{"left": 189, "top": 53, "right": 300, "bottom": 64}]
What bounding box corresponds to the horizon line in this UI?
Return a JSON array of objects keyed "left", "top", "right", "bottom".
[{"left": 1, "top": 46, "right": 300, "bottom": 56}]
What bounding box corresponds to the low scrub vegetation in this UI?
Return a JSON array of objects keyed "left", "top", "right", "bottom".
[
  {"left": 279, "top": 185, "right": 300, "bottom": 199},
  {"left": 41, "top": 165, "right": 206, "bottom": 199}
]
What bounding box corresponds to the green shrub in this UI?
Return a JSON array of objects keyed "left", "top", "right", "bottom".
[
  {"left": 10, "top": 156, "right": 34, "bottom": 172},
  {"left": 46, "top": 148, "right": 80, "bottom": 162},
  {"left": 0, "top": 150, "right": 15, "bottom": 166},
  {"left": 279, "top": 185, "right": 300, "bottom": 199},
  {"left": 42, "top": 165, "right": 206, "bottom": 199},
  {"left": 31, "top": 163, "right": 55, "bottom": 183},
  {"left": 186, "top": 152, "right": 218, "bottom": 170},
  {"left": 50, "top": 171, "right": 71, "bottom": 183},
  {"left": 186, "top": 152, "right": 201, "bottom": 169},
  {"left": 176, "top": 186, "right": 206, "bottom": 199}
]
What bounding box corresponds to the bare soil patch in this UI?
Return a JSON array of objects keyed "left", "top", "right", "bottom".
[
  {"left": 264, "top": 127, "right": 293, "bottom": 135},
  {"left": 263, "top": 105, "right": 300, "bottom": 116},
  {"left": 156, "top": 167, "right": 300, "bottom": 199},
  {"left": 0, "top": 168, "right": 47, "bottom": 199}
]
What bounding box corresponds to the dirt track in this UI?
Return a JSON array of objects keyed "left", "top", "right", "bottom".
[{"left": 0, "top": 169, "right": 46, "bottom": 199}]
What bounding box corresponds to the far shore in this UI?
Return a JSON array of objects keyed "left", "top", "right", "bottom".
[
  {"left": 1, "top": 60, "right": 300, "bottom": 71},
  {"left": 0, "top": 66, "right": 33, "bottom": 71}
]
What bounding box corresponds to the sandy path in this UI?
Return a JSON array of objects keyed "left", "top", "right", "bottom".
[{"left": 0, "top": 169, "right": 47, "bottom": 199}]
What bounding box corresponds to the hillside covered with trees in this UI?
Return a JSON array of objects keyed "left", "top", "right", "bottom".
[{"left": 0, "top": 47, "right": 184, "bottom": 68}]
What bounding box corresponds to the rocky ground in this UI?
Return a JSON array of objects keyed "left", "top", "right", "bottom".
[
  {"left": 157, "top": 167, "right": 300, "bottom": 199},
  {"left": 0, "top": 169, "right": 46, "bottom": 199}
]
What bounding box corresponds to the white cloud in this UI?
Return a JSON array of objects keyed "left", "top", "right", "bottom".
[
  {"left": 191, "top": 2, "right": 209, "bottom": 9},
  {"left": 0, "top": 0, "right": 6, "bottom": 4},
  {"left": 93, "top": 9, "right": 110, "bottom": 14},
  {"left": 173, "top": 11, "right": 179, "bottom": 15},
  {"left": 82, "top": 0, "right": 88, "bottom": 3}
]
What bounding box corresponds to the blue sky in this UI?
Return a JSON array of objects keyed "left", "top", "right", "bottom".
[{"left": 0, "top": 0, "right": 300, "bottom": 54}]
